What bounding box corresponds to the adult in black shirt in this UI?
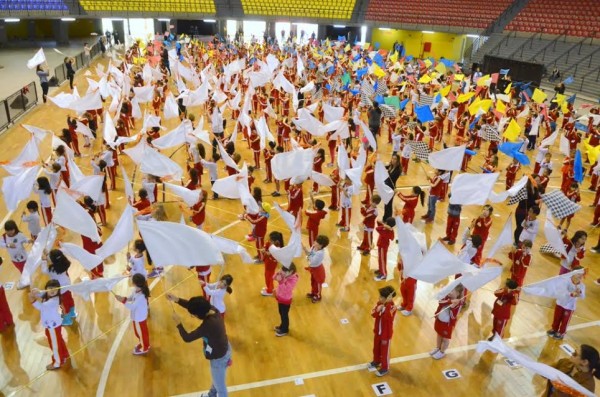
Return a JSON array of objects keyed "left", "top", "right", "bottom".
[
  {"left": 64, "top": 57, "right": 75, "bottom": 90},
  {"left": 513, "top": 175, "right": 540, "bottom": 244},
  {"left": 368, "top": 103, "right": 382, "bottom": 137},
  {"left": 168, "top": 293, "right": 232, "bottom": 397},
  {"left": 383, "top": 153, "right": 402, "bottom": 220}
]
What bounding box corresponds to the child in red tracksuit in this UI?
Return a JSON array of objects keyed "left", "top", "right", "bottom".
[
  {"left": 488, "top": 279, "right": 519, "bottom": 340},
  {"left": 505, "top": 158, "right": 520, "bottom": 189},
  {"left": 509, "top": 240, "right": 532, "bottom": 287},
  {"left": 287, "top": 183, "right": 303, "bottom": 219},
  {"left": 114, "top": 274, "right": 151, "bottom": 355},
  {"left": 357, "top": 195, "right": 381, "bottom": 255},
  {"left": 273, "top": 263, "right": 299, "bottom": 337},
  {"left": 303, "top": 235, "right": 329, "bottom": 303},
  {"left": 442, "top": 199, "right": 462, "bottom": 245},
  {"left": 374, "top": 218, "right": 396, "bottom": 281},
  {"left": 367, "top": 285, "right": 397, "bottom": 377},
  {"left": 547, "top": 269, "right": 585, "bottom": 340},
  {"left": 397, "top": 258, "right": 417, "bottom": 317},
  {"left": 396, "top": 187, "right": 425, "bottom": 224},
  {"left": 431, "top": 284, "right": 464, "bottom": 360},
  {"left": 468, "top": 205, "right": 493, "bottom": 265},
  {"left": 260, "top": 231, "right": 283, "bottom": 297},
  {"left": 30, "top": 279, "right": 70, "bottom": 370},
  {"left": 328, "top": 168, "right": 341, "bottom": 211},
  {"left": 305, "top": 196, "right": 327, "bottom": 247},
  {"left": 243, "top": 205, "right": 269, "bottom": 263}
]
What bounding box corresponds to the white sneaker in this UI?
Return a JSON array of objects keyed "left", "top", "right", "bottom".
[
  {"left": 432, "top": 350, "right": 446, "bottom": 360},
  {"left": 260, "top": 288, "right": 273, "bottom": 296},
  {"left": 401, "top": 310, "right": 412, "bottom": 316},
  {"left": 429, "top": 348, "right": 440, "bottom": 356},
  {"left": 16, "top": 282, "right": 30, "bottom": 290}
]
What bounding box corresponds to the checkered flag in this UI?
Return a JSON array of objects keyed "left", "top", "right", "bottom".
[
  {"left": 541, "top": 189, "right": 582, "bottom": 220},
  {"left": 375, "top": 80, "right": 388, "bottom": 96},
  {"left": 418, "top": 94, "right": 434, "bottom": 107},
  {"left": 361, "top": 81, "right": 375, "bottom": 97},
  {"left": 313, "top": 88, "right": 323, "bottom": 101},
  {"left": 380, "top": 104, "right": 397, "bottom": 118},
  {"left": 480, "top": 125, "right": 501, "bottom": 142},
  {"left": 407, "top": 121, "right": 418, "bottom": 130},
  {"left": 507, "top": 187, "right": 528, "bottom": 205},
  {"left": 539, "top": 243, "right": 562, "bottom": 257},
  {"left": 332, "top": 77, "right": 343, "bottom": 93},
  {"left": 408, "top": 140, "right": 430, "bottom": 161}
]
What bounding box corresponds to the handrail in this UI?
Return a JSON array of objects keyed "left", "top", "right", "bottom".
[
  {"left": 560, "top": 46, "right": 600, "bottom": 77},
  {"left": 578, "top": 64, "right": 600, "bottom": 91},
  {"left": 527, "top": 29, "right": 569, "bottom": 62},
  {"left": 487, "top": 32, "right": 517, "bottom": 56},
  {"left": 507, "top": 29, "right": 544, "bottom": 59}
]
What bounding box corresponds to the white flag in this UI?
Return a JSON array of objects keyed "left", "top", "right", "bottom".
[
  {"left": 428, "top": 145, "right": 466, "bottom": 171},
  {"left": 310, "top": 171, "right": 335, "bottom": 187},
  {"left": 323, "top": 103, "right": 345, "bottom": 123},
  {"left": 485, "top": 215, "right": 513, "bottom": 259},
  {"left": 271, "top": 148, "right": 314, "bottom": 181},
  {"left": 20, "top": 224, "right": 56, "bottom": 287},
  {"left": 406, "top": 241, "right": 472, "bottom": 283},
  {"left": 489, "top": 175, "right": 528, "bottom": 203},
  {"left": 95, "top": 206, "right": 135, "bottom": 259},
  {"left": 211, "top": 235, "right": 253, "bottom": 264},
  {"left": 60, "top": 242, "right": 103, "bottom": 271},
  {"left": 2, "top": 166, "right": 40, "bottom": 211},
  {"left": 53, "top": 189, "right": 101, "bottom": 242},
  {"left": 139, "top": 148, "right": 183, "bottom": 180},
  {"left": 449, "top": 173, "right": 499, "bottom": 205},
  {"left": 543, "top": 217, "right": 568, "bottom": 257},
  {"left": 268, "top": 232, "right": 302, "bottom": 268},
  {"left": 476, "top": 336, "right": 595, "bottom": 397},
  {"left": 138, "top": 220, "right": 224, "bottom": 267},
  {"left": 165, "top": 183, "right": 202, "bottom": 207},
  {"left": 374, "top": 161, "right": 394, "bottom": 204},
  {"left": 152, "top": 120, "right": 192, "bottom": 149},
  {"left": 120, "top": 166, "right": 135, "bottom": 202},
  {"left": 103, "top": 111, "right": 118, "bottom": 146},
  {"left": 522, "top": 269, "right": 584, "bottom": 299},
  {"left": 163, "top": 93, "right": 180, "bottom": 120},
  {"left": 2, "top": 137, "right": 40, "bottom": 175},
  {"left": 75, "top": 120, "right": 95, "bottom": 140},
  {"left": 64, "top": 276, "right": 127, "bottom": 301},
  {"left": 396, "top": 220, "right": 426, "bottom": 275},
  {"left": 434, "top": 266, "right": 503, "bottom": 300},
  {"left": 133, "top": 85, "right": 155, "bottom": 103},
  {"left": 27, "top": 48, "right": 46, "bottom": 69}
]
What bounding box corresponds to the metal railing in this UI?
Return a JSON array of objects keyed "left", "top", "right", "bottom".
[
  {"left": 0, "top": 40, "right": 103, "bottom": 133},
  {"left": 488, "top": 31, "right": 518, "bottom": 56},
  {"left": 507, "top": 29, "right": 545, "bottom": 59},
  {"left": 560, "top": 46, "right": 600, "bottom": 77},
  {"left": 579, "top": 65, "right": 600, "bottom": 91},
  {"left": 528, "top": 29, "right": 569, "bottom": 62}
]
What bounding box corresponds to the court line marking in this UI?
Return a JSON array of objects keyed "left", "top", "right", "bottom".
[{"left": 170, "top": 320, "right": 600, "bottom": 397}]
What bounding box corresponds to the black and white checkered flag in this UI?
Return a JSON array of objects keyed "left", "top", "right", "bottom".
[
  {"left": 380, "top": 104, "right": 397, "bottom": 118},
  {"left": 408, "top": 140, "right": 430, "bottom": 161},
  {"left": 480, "top": 124, "right": 501, "bottom": 142},
  {"left": 360, "top": 93, "right": 373, "bottom": 107},
  {"left": 541, "top": 189, "right": 582, "bottom": 220},
  {"left": 376, "top": 81, "right": 388, "bottom": 96},
  {"left": 539, "top": 243, "right": 562, "bottom": 257},
  {"left": 313, "top": 88, "right": 323, "bottom": 101},
  {"left": 361, "top": 81, "right": 375, "bottom": 97},
  {"left": 407, "top": 121, "right": 418, "bottom": 130},
  {"left": 418, "top": 94, "right": 434, "bottom": 107},
  {"left": 507, "top": 187, "right": 528, "bottom": 205}
]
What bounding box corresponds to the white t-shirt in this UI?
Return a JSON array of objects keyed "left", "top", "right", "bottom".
[
  {"left": 128, "top": 255, "right": 147, "bottom": 278},
  {"left": 1, "top": 232, "right": 29, "bottom": 262},
  {"left": 124, "top": 290, "right": 149, "bottom": 322},
  {"left": 33, "top": 297, "right": 62, "bottom": 328},
  {"left": 556, "top": 280, "right": 585, "bottom": 311},
  {"left": 204, "top": 283, "right": 227, "bottom": 313},
  {"left": 22, "top": 212, "right": 41, "bottom": 237}
]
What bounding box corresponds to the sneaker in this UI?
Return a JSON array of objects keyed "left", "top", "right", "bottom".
[
  {"left": 306, "top": 293, "right": 314, "bottom": 298},
  {"left": 246, "top": 235, "right": 256, "bottom": 242},
  {"left": 253, "top": 259, "right": 264, "bottom": 264},
  {"left": 447, "top": 240, "right": 455, "bottom": 245},
  {"left": 328, "top": 206, "right": 339, "bottom": 211},
  {"left": 487, "top": 335, "right": 494, "bottom": 341},
  {"left": 551, "top": 333, "right": 564, "bottom": 340},
  {"left": 432, "top": 350, "right": 446, "bottom": 360},
  {"left": 133, "top": 345, "right": 150, "bottom": 355},
  {"left": 374, "top": 275, "right": 386, "bottom": 282},
  {"left": 420, "top": 214, "right": 429, "bottom": 219},
  {"left": 275, "top": 331, "right": 288, "bottom": 337},
  {"left": 61, "top": 315, "right": 74, "bottom": 326},
  {"left": 261, "top": 288, "right": 273, "bottom": 296},
  {"left": 590, "top": 246, "right": 600, "bottom": 253},
  {"left": 546, "top": 329, "right": 556, "bottom": 337},
  {"left": 425, "top": 218, "right": 434, "bottom": 224},
  {"left": 339, "top": 227, "right": 350, "bottom": 232},
  {"left": 400, "top": 310, "right": 412, "bottom": 316},
  {"left": 311, "top": 296, "right": 321, "bottom": 303},
  {"left": 366, "top": 361, "right": 380, "bottom": 371},
  {"left": 362, "top": 250, "right": 370, "bottom": 256},
  {"left": 429, "top": 348, "right": 440, "bottom": 356},
  {"left": 46, "top": 363, "right": 61, "bottom": 370},
  {"left": 16, "top": 282, "right": 30, "bottom": 290},
  {"left": 147, "top": 269, "right": 161, "bottom": 278},
  {"left": 441, "top": 236, "right": 449, "bottom": 242},
  {"left": 274, "top": 326, "right": 281, "bottom": 332},
  {"left": 595, "top": 279, "right": 600, "bottom": 286},
  {"left": 375, "top": 369, "right": 389, "bottom": 377},
  {"left": 271, "top": 191, "right": 281, "bottom": 197}
]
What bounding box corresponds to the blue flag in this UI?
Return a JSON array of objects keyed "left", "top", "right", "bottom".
[
  {"left": 326, "top": 83, "right": 332, "bottom": 91},
  {"left": 574, "top": 149, "right": 583, "bottom": 183},
  {"left": 500, "top": 68, "right": 510, "bottom": 75},
  {"left": 566, "top": 94, "right": 576, "bottom": 104},
  {"left": 338, "top": 35, "right": 346, "bottom": 42},
  {"left": 465, "top": 149, "right": 477, "bottom": 156},
  {"left": 356, "top": 67, "right": 368, "bottom": 80},
  {"left": 400, "top": 47, "right": 406, "bottom": 57},
  {"left": 563, "top": 76, "right": 574, "bottom": 85},
  {"left": 374, "top": 42, "right": 380, "bottom": 50},
  {"left": 327, "top": 66, "right": 335, "bottom": 75},
  {"left": 405, "top": 55, "right": 413, "bottom": 62},
  {"left": 373, "top": 53, "right": 385, "bottom": 67},
  {"left": 365, "top": 57, "right": 373, "bottom": 66},
  {"left": 469, "top": 115, "right": 481, "bottom": 130},
  {"left": 353, "top": 54, "right": 361, "bottom": 62},
  {"left": 574, "top": 122, "right": 588, "bottom": 133},
  {"left": 499, "top": 142, "right": 531, "bottom": 165},
  {"left": 350, "top": 89, "right": 360, "bottom": 96},
  {"left": 415, "top": 105, "right": 435, "bottom": 123},
  {"left": 374, "top": 95, "right": 384, "bottom": 105},
  {"left": 399, "top": 98, "right": 409, "bottom": 110},
  {"left": 440, "top": 58, "right": 454, "bottom": 68}
]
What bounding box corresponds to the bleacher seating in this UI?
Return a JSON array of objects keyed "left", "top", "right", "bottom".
[
  {"left": 78, "top": 0, "right": 216, "bottom": 14},
  {"left": 240, "top": 0, "right": 355, "bottom": 20},
  {"left": 365, "top": 0, "right": 513, "bottom": 29},
  {"left": 0, "top": 0, "right": 68, "bottom": 11},
  {"left": 505, "top": 0, "right": 600, "bottom": 37}
]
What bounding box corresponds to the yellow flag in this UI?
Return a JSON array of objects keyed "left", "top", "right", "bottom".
[
  {"left": 561, "top": 101, "right": 570, "bottom": 114},
  {"left": 496, "top": 100, "right": 506, "bottom": 114},
  {"left": 503, "top": 119, "right": 521, "bottom": 142},
  {"left": 390, "top": 51, "right": 398, "bottom": 63},
  {"left": 585, "top": 139, "right": 600, "bottom": 164},
  {"left": 476, "top": 74, "right": 490, "bottom": 87},
  {"left": 468, "top": 98, "right": 481, "bottom": 115},
  {"left": 344, "top": 44, "right": 351, "bottom": 52},
  {"left": 440, "top": 85, "right": 451, "bottom": 97},
  {"left": 454, "top": 74, "right": 465, "bottom": 81},
  {"left": 363, "top": 42, "right": 370, "bottom": 49},
  {"left": 373, "top": 64, "right": 386, "bottom": 78},
  {"left": 418, "top": 74, "right": 432, "bottom": 84},
  {"left": 553, "top": 93, "right": 565, "bottom": 105},
  {"left": 435, "top": 62, "right": 447, "bottom": 74},
  {"left": 424, "top": 59, "right": 432, "bottom": 68},
  {"left": 457, "top": 92, "right": 475, "bottom": 103},
  {"left": 532, "top": 88, "right": 547, "bottom": 104},
  {"left": 504, "top": 82, "right": 512, "bottom": 94}
]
